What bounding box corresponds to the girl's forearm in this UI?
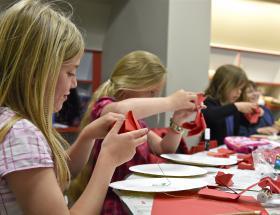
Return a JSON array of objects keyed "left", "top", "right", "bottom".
[
  {"left": 148, "top": 130, "right": 182, "bottom": 155},
  {"left": 158, "top": 130, "right": 182, "bottom": 154},
  {"left": 66, "top": 128, "right": 95, "bottom": 176},
  {"left": 103, "top": 97, "right": 173, "bottom": 119},
  {"left": 70, "top": 151, "right": 115, "bottom": 215}
]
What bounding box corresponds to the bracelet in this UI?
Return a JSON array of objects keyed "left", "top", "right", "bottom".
[{"left": 169, "top": 118, "right": 185, "bottom": 134}]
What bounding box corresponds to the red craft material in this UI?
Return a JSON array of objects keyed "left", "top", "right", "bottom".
[
  {"left": 152, "top": 190, "right": 268, "bottom": 215},
  {"left": 111, "top": 110, "right": 142, "bottom": 133},
  {"left": 215, "top": 171, "right": 234, "bottom": 186},
  {"left": 244, "top": 107, "right": 261, "bottom": 124},
  {"left": 183, "top": 93, "right": 207, "bottom": 136}
]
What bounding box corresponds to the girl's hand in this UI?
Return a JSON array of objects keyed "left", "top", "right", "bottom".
[
  {"left": 83, "top": 112, "right": 125, "bottom": 139},
  {"left": 259, "top": 107, "right": 264, "bottom": 117},
  {"left": 100, "top": 119, "right": 148, "bottom": 167},
  {"left": 168, "top": 89, "right": 199, "bottom": 111},
  {"left": 172, "top": 109, "right": 196, "bottom": 126},
  {"left": 257, "top": 126, "right": 278, "bottom": 135},
  {"left": 234, "top": 102, "right": 258, "bottom": 113}
]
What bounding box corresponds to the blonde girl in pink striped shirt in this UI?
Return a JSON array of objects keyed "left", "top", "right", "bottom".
[{"left": 0, "top": 0, "right": 148, "bottom": 214}]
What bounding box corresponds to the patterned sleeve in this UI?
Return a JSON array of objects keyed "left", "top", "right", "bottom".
[
  {"left": 91, "top": 97, "right": 115, "bottom": 120},
  {"left": 0, "top": 119, "right": 54, "bottom": 177}
]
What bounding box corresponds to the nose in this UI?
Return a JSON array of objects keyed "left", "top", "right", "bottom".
[
  {"left": 71, "top": 77, "right": 77, "bottom": 89},
  {"left": 238, "top": 88, "right": 242, "bottom": 96}
]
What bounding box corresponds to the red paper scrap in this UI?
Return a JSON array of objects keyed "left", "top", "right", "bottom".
[
  {"left": 111, "top": 110, "right": 142, "bottom": 133},
  {"left": 183, "top": 94, "right": 207, "bottom": 136},
  {"left": 152, "top": 190, "right": 268, "bottom": 215},
  {"left": 215, "top": 171, "right": 234, "bottom": 186},
  {"left": 244, "top": 107, "right": 261, "bottom": 124},
  {"left": 207, "top": 151, "right": 230, "bottom": 158}
]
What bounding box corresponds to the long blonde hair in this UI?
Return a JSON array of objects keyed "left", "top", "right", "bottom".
[
  {"left": 81, "top": 50, "right": 167, "bottom": 128},
  {"left": 205, "top": 64, "right": 248, "bottom": 104},
  {"left": 0, "top": 0, "right": 84, "bottom": 187}
]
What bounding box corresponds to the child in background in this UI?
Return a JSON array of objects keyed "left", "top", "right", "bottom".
[
  {"left": 70, "top": 50, "right": 201, "bottom": 214},
  {"left": 239, "top": 80, "right": 275, "bottom": 136},
  {"left": 202, "top": 64, "right": 257, "bottom": 145},
  {"left": 0, "top": 1, "right": 148, "bottom": 214}
]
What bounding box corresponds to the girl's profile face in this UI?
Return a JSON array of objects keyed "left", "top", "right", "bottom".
[
  {"left": 245, "top": 86, "right": 260, "bottom": 103},
  {"left": 54, "top": 53, "right": 82, "bottom": 112},
  {"left": 227, "top": 86, "right": 243, "bottom": 103}
]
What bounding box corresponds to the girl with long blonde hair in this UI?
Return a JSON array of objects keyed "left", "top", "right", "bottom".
[
  {"left": 72, "top": 50, "right": 201, "bottom": 214},
  {"left": 0, "top": 1, "right": 148, "bottom": 214}
]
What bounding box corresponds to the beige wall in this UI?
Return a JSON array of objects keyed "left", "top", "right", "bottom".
[{"left": 212, "top": 0, "right": 280, "bottom": 52}]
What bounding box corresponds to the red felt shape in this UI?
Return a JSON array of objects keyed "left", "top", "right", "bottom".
[
  {"left": 118, "top": 110, "right": 142, "bottom": 133},
  {"left": 237, "top": 154, "right": 255, "bottom": 170},
  {"left": 207, "top": 148, "right": 235, "bottom": 158},
  {"left": 217, "top": 148, "right": 235, "bottom": 155},
  {"left": 238, "top": 162, "right": 255, "bottom": 170},
  {"left": 207, "top": 151, "right": 230, "bottom": 158},
  {"left": 215, "top": 171, "right": 234, "bottom": 186},
  {"left": 198, "top": 187, "right": 240, "bottom": 200},
  {"left": 182, "top": 94, "right": 207, "bottom": 136},
  {"left": 258, "top": 176, "right": 280, "bottom": 194},
  {"left": 244, "top": 107, "right": 261, "bottom": 124},
  {"left": 197, "top": 176, "right": 278, "bottom": 204},
  {"left": 152, "top": 190, "right": 268, "bottom": 215}
]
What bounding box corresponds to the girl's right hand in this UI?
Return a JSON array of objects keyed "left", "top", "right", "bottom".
[
  {"left": 168, "top": 89, "right": 198, "bottom": 111},
  {"left": 234, "top": 102, "right": 258, "bottom": 113},
  {"left": 100, "top": 119, "right": 148, "bottom": 167}
]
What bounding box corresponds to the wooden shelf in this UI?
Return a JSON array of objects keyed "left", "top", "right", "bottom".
[
  {"left": 56, "top": 127, "right": 80, "bottom": 133},
  {"left": 211, "top": 43, "right": 280, "bottom": 57}
]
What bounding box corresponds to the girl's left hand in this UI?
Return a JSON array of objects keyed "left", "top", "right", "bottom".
[
  {"left": 83, "top": 112, "right": 125, "bottom": 139},
  {"left": 172, "top": 109, "right": 196, "bottom": 126}
]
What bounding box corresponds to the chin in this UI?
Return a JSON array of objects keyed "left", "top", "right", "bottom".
[{"left": 54, "top": 104, "right": 63, "bottom": 113}]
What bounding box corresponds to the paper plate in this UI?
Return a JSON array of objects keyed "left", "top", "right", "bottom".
[
  {"left": 129, "top": 163, "right": 207, "bottom": 177},
  {"left": 110, "top": 177, "right": 207, "bottom": 192},
  {"left": 161, "top": 154, "right": 237, "bottom": 166}
]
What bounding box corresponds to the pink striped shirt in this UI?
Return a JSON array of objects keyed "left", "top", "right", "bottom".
[{"left": 0, "top": 107, "right": 53, "bottom": 215}]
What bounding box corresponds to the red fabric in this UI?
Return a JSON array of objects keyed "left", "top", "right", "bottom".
[
  {"left": 215, "top": 171, "right": 234, "bottom": 186},
  {"left": 152, "top": 190, "right": 268, "bottom": 215},
  {"left": 182, "top": 94, "right": 207, "bottom": 136},
  {"left": 198, "top": 187, "right": 240, "bottom": 200},
  {"left": 244, "top": 107, "right": 261, "bottom": 124},
  {"left": 207, "top": 151, "right": 230, "bottom": 158},
  {"left": 258, "top": 177, "right": 280, "bottom": 194},
  {"left": 119, "top": 110, "right": 141, "bottom": 133},
  {"left": 188, "top": 141, "right": 218, "bottom": 154},
  {"left": 217, "top": 148, "right": 235, "bottom": 155},
  {"left": 238, "top": 162, "right": 255, "bottom": 170},
  {"left": 237, "top": 154, "right": 255, "bottom": 170},
  {"left": 207, "top": 148, "right": 235, "bottom": 158},
  {"left": 148, "top": 153, "right": 167, "bottom": 163}
]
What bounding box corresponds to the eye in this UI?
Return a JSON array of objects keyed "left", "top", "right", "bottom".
[{"left": 67, "top": 71, "right": 76, "bottom": 77}]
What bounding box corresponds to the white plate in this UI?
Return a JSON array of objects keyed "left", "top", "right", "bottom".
[
  {"left": 129, "top": 163, "right": 207, "bottom": 177},
  {"left": 110, "top": 177, "right": 207, "bottom": 192},
  {"left": 161, "top": 154, "right": 237, "bottom": 166}
]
